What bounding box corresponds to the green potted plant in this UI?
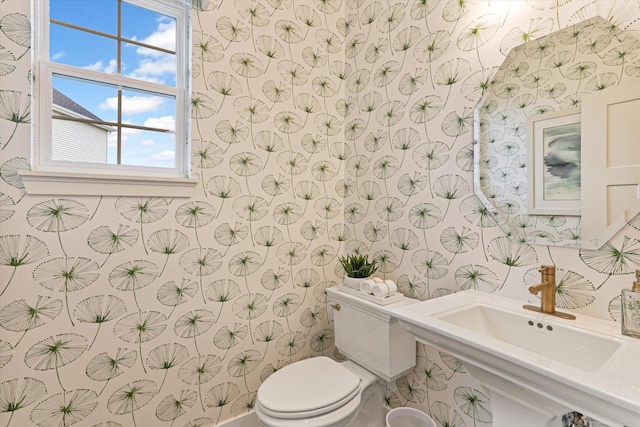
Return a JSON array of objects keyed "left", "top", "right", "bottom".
[{"left": 339, "top": 254, "right": 378, "bottom": 290}]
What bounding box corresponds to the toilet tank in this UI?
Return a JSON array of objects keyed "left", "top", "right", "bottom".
[{"left": 327, "top": 285, "right": 418, "bottom": 382}]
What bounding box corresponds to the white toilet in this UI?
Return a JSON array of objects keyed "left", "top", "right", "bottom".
[{"left": 255, "top": 285, "right": 418, "bottom": 427}]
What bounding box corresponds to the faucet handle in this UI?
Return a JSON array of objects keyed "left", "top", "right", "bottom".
[{"left": 539, "top": 265, "right": 555, "bottom": 273}]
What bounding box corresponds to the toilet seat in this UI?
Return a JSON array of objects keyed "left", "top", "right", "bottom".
[
  {"left": 258, "top": 387, "right": 360, "bottom": 419},
  {"left": 256, "top": 356, "right": 361, "bottom": 419}
]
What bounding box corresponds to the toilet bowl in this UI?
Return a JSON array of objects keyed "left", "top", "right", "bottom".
[{"left": 255, "top": 285, "right": 418, "bottom": 427}]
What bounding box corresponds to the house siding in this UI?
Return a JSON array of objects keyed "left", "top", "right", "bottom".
[{"left": 52, "top": 117, "right": 109, "bottom": 163}]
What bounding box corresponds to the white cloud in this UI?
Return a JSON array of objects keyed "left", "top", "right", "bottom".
[
  {"left": 151, "top": 150, "right": 175, "bottom": 161},
  {"left": 134, "top": 20, "right": 176, "bottom": 57},
  {"left": 84, "top": 60, "right": 104, "bottom": 71},
  {"left": 105, "top": 60, "right": 118, "bottom": 74},
  {"left": 144, "top": 115, "right": 175, "bottom": 131},
  {"left": 51, "top": 51, "right": 65, "bottom": 61},
  {"left": 127, "top": 56, "right": 175, "bottom": 84},
  {"left": 99, "top": 95, "right": 164, "bottom": 115},
  {"left": 83, "top": 59, "right": 118, "bottom": 74},
  {"left": 141, "top": 139, "right": 156, "bottom": 147}
]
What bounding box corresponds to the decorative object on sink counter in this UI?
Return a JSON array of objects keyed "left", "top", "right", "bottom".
[
  {"left": 622, "top": 269, "right": 640, "bottom": 338},
  {"left": 338, "top": 254, "right": 377, "bottom": 290}
]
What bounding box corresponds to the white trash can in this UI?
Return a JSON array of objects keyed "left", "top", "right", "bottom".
[{"left": 386, "top": 407, "right": 436, "bottom": 427}]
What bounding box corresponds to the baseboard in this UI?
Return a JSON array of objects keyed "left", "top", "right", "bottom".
[
  {"left": 215, "top": 411, "right": 260, "bottom": 427},
  {"left": 213, "top": 405, "right": 394, "bottom": 426}
]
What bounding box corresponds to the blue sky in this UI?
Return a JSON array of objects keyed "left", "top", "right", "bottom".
[{"left": 50, "top": 0, "right": 178, "bottom": 168}]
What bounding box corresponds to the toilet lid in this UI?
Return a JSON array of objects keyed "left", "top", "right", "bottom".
[{"left": 257, "top": 357, "right": 361, "bottom": 415}]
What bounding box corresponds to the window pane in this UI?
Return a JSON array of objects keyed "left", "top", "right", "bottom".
[
  {"left": 121, "top": 2, "right": 176, "bottom": 52},
  {"left": 118, "top": 129, "right": 176, "bottom": 168},
  {"left": 50, "top": 0, "right": 116, "bottom": 35},
  {"left": 52, "top": 74, "right": 117, "bottom": 124},
  {"left": 52, "top": 76, "right": 118, "bottom": 164},
  {"left": 121, "top": 88, "right": 175, "bottom": 131},
  {"left": 122, "top": 42, "right": 176, "bottom": 86},
  {"left": 50, "top": 23, "right": 117, "bottom": 72}
]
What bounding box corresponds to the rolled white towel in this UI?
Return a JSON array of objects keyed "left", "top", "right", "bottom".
[
  {"left": 372, "top": 280, "right": 398, "bottom": 298},
  {"left": 384, "top": 279, "right": 397, "bottom": 293},
  {"left": 359, "top": 278, "right": 376, "bottom": 294}
]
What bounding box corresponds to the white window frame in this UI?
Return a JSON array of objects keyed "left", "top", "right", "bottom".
[{"left": 23, "top": 0, "right": 197, "bottom": 197}]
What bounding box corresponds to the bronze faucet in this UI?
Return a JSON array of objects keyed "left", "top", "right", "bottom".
[{"left": 523, "top": 265, "right": 576, "bottom": 320}]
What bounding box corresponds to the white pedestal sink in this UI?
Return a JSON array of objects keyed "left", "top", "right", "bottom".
[{"left": 390, "top": 290, "right": 640, "bottom": 427}]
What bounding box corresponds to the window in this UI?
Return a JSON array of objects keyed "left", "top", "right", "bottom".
[{"left": 26, "top": 0, "right": 195, "bottom": 196}]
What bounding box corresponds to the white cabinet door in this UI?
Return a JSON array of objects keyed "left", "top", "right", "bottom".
[{"left": 581, "top": 82, "right": 640, "bottom": 249}]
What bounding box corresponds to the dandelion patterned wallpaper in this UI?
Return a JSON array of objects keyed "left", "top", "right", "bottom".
[{"left": 1, "top": 0, "right": 640, "bottom": 426}]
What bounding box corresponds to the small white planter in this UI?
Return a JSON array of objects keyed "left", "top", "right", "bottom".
[{"left": 342, "top": 276, "right": 371, "bottom": 291}]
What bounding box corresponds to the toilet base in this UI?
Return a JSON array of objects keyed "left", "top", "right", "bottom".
[{"left": 344, "top": 381, "right": 385, "bottom": 427}]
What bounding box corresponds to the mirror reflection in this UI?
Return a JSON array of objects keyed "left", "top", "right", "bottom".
[{"left": 474, "top": 16, "right": 640, "bottom": 248}]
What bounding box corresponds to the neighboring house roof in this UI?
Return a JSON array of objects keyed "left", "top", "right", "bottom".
[{"left": 53, "top": 88, "right": 103, "bottom": 122}]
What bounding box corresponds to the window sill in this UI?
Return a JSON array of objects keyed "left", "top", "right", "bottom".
[{"left": 19, "top": 170, "right": 198, "bottom": 197}]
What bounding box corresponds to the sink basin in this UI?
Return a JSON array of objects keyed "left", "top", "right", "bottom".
[
  {"left": 391, "top": 290, "right": 640, "bottom": 427},
  {"left": 437, "top": 303, "right": 622, "bottom": 372}
]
